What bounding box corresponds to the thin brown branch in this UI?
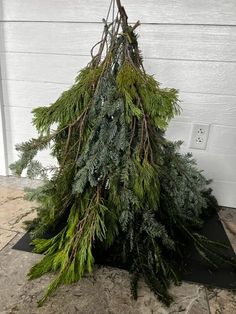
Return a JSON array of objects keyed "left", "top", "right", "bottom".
[
  {"left": 131, "top": 20, "right": 141, "bottom": 31},
  {"left": 64, "top": 126, "right": 72, "bottom": 157},
  {"left": 75, "top": 108, "right": 89, "bottom": 161},
  {"left": 128, "top": 117, "right": 136, "bottom": 157},
  {"left": 116, "top": 0, "right": 128, "bottom": 28},
  {"left": 137, "top": 95, "right": 154, "bottom": 163}
]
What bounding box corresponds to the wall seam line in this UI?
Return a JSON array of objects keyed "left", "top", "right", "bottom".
[
  {"left": 1, "top": 20, "right": 236, "bottom": 27},
  {"left": 0, "top": 14, "right": 9, "bottom": 175}
]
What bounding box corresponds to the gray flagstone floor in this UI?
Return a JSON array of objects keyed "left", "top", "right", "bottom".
[{"left": 0, "top": 176, "right": 235, "bottom": 314}]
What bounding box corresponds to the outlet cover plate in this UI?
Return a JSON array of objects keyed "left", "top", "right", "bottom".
[{"left": 189, "top": 123, "right": 210, "bottom": 150}]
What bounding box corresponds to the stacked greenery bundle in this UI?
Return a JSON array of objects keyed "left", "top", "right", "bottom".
[{"left": 10, "top": 0, "right": 236, "bottom": 307}]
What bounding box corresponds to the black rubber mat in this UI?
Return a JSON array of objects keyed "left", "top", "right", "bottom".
[
  {"left": 182, "top": 213, "right": 236, "bottom": 290},
  {"left": 12, "top": 212, "right": 236, "bottom": 290},
  {"left": 12, "top": 232, "right": 33, "bottom": 253}
]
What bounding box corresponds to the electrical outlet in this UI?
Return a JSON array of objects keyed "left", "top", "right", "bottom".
[{"left": 189, "top": 124, "right": 210, "bottom": 150}]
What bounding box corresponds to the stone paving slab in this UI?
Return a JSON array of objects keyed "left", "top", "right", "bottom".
[
  {"left": 207, "top": 288, "right": 236, "bottom": 314},
  {"left": 0, "top": 176, "right": 42, "bottom": 190},
  {"left": 0, "top": 234, "right": 41, "bottom": 311},
  {"left": 0, "top": 187, "right": 36, "bottom": 233},
  {"left": 0, "top": 236, "right": 210, "bottom": 314},
  {"left": 0, "top": 228, "right": 17, "bottom": 250}
]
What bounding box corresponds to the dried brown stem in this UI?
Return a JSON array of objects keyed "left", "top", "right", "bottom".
[
  {"left": 116, "top": 0, "right": 128, "bottom": 28},
  {"left": 137, "top": 95, "right": 154, "bottom": 163},
  {"left": 128, "top": 117, "right": 136, "bottom": 157},
  {"left": 131, "top": 20, "right": 141, "bottom": 31},
  {"left": 63, "top": 126, "right": 72, "bottom": 159}
]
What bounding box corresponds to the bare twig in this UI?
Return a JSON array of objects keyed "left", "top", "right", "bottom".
[{"left": 116, "top": 0, "right": 128, "bottom": 28}]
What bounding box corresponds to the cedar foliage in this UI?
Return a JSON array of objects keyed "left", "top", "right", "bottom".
[{"left": 10, "top": 0, "right": 236, "bottom": 307}]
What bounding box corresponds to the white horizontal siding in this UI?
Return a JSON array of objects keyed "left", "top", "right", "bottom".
[
  {"left": 207, "top": 125, "right": 236, "bottom": 154},
  {"left": 1, "top": 53, "right": 236, "bottom": 95},
  {"left": 4, "top": 107, "right": 35, "bottom": 134},
  {"left": 1, "top": 23, "right": 236, "bottom": 62},
  {"left": 2, "top": 80, "right": 236, "bottom": 127},
  {"left": 165, "top": 121, "right": 192, "bottom": 147},
  {"left": 1, "top": 0, "right": 236, "bottom": 207},
  {"left": 1, "top": 80, "right": 69, "bottom": 109},
  {"left": 176, "top": 93, "right": 236, "bottom": 127},
  {"left": 188, "top": 150, "right": 236, "bottom": 183},
  {"left": 2, "top": 0, "right": 236, "bottom": 25}
]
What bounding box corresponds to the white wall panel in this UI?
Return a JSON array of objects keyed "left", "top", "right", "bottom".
[
  {"left": 211, "top": 181, "right": 236, "bottom": 208},
  {"left": 2, "top": 0, "right": 236, "bottom": 25},
  {"left": 0, "top": 53, "right": 89, "bottom": 84},
  {"left": 1, "top": 80, "right": 69, "bottom": 109},
  {"left": 207, "top": 125, "right": 236, "bottom": 154},
  {"left": 1, "top": 22, "right": 236, "bottom": 62},
  {"left": 177, "top": 93, "right": 236, "bottom": 127},
  {"left": 1, "top": 53, "right": 236, "bottom": 96},
  {"left": 188, "top": 150, "right": 236, "bottom": 183},
  {"left": 165, "top": 121, "right": 191, "bottom": 147},
  {"left": 4, "top": 106, "right": 35, "bottom": 133},
  {"left": 143, "top": 59, "right": 236, "bottom": 96}
]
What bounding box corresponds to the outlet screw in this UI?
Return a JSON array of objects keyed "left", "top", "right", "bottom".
[
  {"left": 197, "top": 129, "right": 204, "bottom": 135},
  {"left": 196, "top": 137, "right": 203, "bottom": 144}
]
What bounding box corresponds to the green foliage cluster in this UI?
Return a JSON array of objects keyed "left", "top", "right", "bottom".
[{"left": 10, "top": 8, "right": 236, "bottom": 307}]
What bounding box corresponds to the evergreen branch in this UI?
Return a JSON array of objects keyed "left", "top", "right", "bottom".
[{"left": 10, "top": 1, "right": 234, "bottom": 308}]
